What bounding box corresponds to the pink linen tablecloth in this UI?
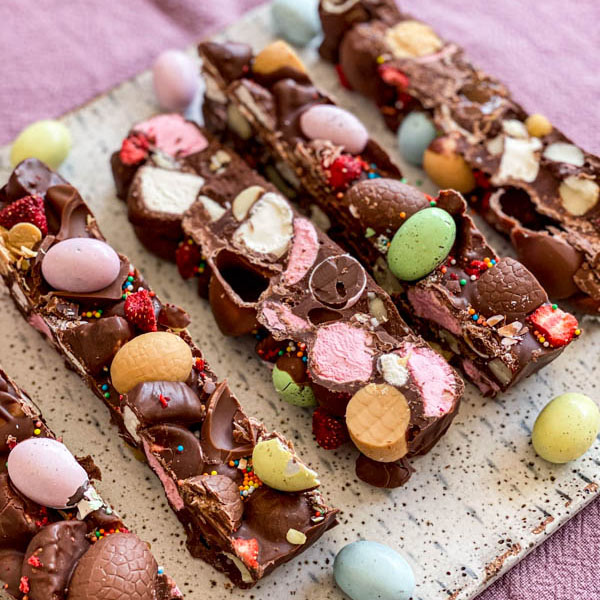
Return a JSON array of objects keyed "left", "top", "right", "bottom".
[{"left": 1, "top": 1, "right": 599, "bottom": 599}]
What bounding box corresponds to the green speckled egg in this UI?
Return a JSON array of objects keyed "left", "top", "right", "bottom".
[
  {"left": 387, "top": 207, "right": 456, "bottom": 281},
  {"left": 11, "top": 120, "right": 71, "bottom": 169},
  {"left": 272, "top": 365, "right": 316, "bottom": 407},
  {"left": 532, "top": 393, "right": 600, "bottom": 463}
]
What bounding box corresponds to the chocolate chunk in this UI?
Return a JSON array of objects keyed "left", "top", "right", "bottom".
[
  {"left": 309, "top": 255, "right": 367, "bottom": 309},
  {"left": 243, "top": 486, "right": 312, "bottom": 542},
  {"left": 4, "top": 158, "right": 67, "bottom": 203},
  {"left": 0, "top": 473, "right": 46, "bottom": 550},
  {"left": 0, "top": 548, "right": 24, "bottom": 596},
  {"left": 200, "top": 41, "right": 252, "bottom": 83},
  {"left": 272, "top": 79, "right": 322, "bottom": 140},
  {"left": 21, "top": 520, "right": 90, "bottom": 600},
  {"left": 355, "top": 453, "right": 414, "bottom": 488},
  {"left": 60, "top": 317, "right": 134, "bottom": 376},
  {"left": 144, "top": 424, "right": 204, "bottom": 480},
  {"left": 124, "top": 381, "right": 204, "bottom": 429},
  {"left": 200, "top": 383, "right": 255, "bottom": 465},
  {"left": 67, "top": 533, "right": 158, "bottom": 600},
  {"left": 157, "top": 304, "right": 191, "bottom": 330},
  {"left": 45, "top": 185, "right": 94, "bottom": 240},
  {"left": 344, "top": 178, "right": 430, "bottom": 235},
  {"left": 0, "top": 375, "right": 35, "bottom": 445},
  {"left": 472, "top": 257, "right": 547, "bottom": 321},
  {"left": 179, "top": 474, "right": 243, "bottom": 535},
  {"left": 511, "top": 227, "right": 584, "bottom": 299}
]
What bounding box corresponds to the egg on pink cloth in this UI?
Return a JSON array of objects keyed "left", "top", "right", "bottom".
[
  {"left": 152, "top": 50, "right": 199, "bottom": 112},
  {"left": 7, "top": 438, "right": 89, "bottom": 509}
]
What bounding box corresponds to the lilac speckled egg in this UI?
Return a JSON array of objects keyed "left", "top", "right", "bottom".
[
  {"left": 42, "top": 238, "right": 121, "bottom": 293},
  {"left": 152, "top": 50, "right": 199, "bottom": 112},
  {"left": 7, "top": 438, "right": 89, "bottom": 509},
  {"left": 300, "top": 105, "right": 368, "bottom": 154}
]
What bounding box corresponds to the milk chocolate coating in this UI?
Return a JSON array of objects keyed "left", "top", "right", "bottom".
[
  {"left": 0, "top": 376, "right": 35, "bottom": 444},
  {"left": 22, "top": 520, "right": 90, "bottom": 600},
  {"left": 355, "top": 453, "right": 414, "bottom": 488},
  {"left": 201, "top": 41, "right": 252, "bottom": 83},
  {"left": 60, "top": 317, "right": 134, "bottom": 376},
  {"left": 198, "top": 40, "right": 577, "bottom": 397},
  {"left": 125, "top": 381, "right": 204, "bottom": 428},
  {"left": 0, "top": 549, "right": 23, "bottom": 596},
  {"left": 67, "top": 533, "right": 157, "bottom": 600},
  {"left": 472, "top": 257, "right": 547, "bottom": 321},
  {"left": 318, "top": 0, "right": 600, "bottom": 311},
  {"left": 2, "top": 159, "right": 337, "bottom": 587}
]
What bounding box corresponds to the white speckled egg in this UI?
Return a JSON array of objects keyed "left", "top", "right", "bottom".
[
  {"left": 7, "top": 438, "right": 89, "bottom": 509},
  {"left": 152, "top": 50, "right": 199, "bottom": 112},
  {"left": 300, "top": 105, "right": 368, "bottom": 154},
  {"left": 41, "top": 238, "right": 121, "bottom": 293},
  {"left": 334, "top": 540, "right": 415, "bottom": 600}
]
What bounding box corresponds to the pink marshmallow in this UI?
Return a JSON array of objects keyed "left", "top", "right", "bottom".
[
  {"left": 284, "top": 218, "right": 320, "bottom": 285},
  {"left": 134, "top": 114, "right": 208, "bottom": 157},
  {"left": 260, "top": 302, "right": 311, "bottom": 334},
  {"left": 407, "top": 287, "right": 462, "bottom": 336},
  {"left": 310, "top": 322, "right": 373, "bottom": 383},
  {"left": 401, "top": 344, "right": 456, "bottom": 417}
]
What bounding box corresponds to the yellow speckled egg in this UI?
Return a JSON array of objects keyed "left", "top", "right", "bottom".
[
  {"left": 10, "top": 119, "right": 71, "bottom": 169},
  {"left": 532, "top": 393, "right": 600, "bottom": 463},
  {"left": 423, "top": 135, "right": 475, "bottom": 193}
]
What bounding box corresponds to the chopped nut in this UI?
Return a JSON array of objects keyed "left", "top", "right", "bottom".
[
  {"left": 232, "top": 186, "right": 265, "bottom": 221},
  {"left": 543, "top": 142, "right": 584, "bottom": 166},
  {"left": 494, "top": 137, "right": 542, "bottom": 183},
  {"left": 559, "top": 175, "right": 599, "bottom": 216},
  {"left": 385, "top": 20, "right": 443, "bottom": 58},
  {"left": 497, "top": 321, "right": 523, "bottom": 338},
  {"left": 502, "top": 119, "right": 528, "bottom": 139},
  {"left": 486, "top": 314, "right": 505, "bottom": 327},
  {"left": 209, "top": 150, "right": 232, "bottom": 173},
  {"left": 8, "top": 222, "right": 42, "bottom": 250}
]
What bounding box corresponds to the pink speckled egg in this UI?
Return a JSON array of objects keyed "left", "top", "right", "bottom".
[
  {"left": 42, "top": 238, "right": 120, "bottom": 293},
  {"left": 300, "top": 105, "right": 368, "bottom": 154},
  {"left": 7, "top": 438, "right": 89, "bottom": 509},
  {"left": 152, "top": 50, "right": 199, "bottom": 112}
]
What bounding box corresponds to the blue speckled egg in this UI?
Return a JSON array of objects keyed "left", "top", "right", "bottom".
[
  {"left": 397, "top": 111, "right": 437, "bottom": 166},
  {"left": 271, "top": 0, "right": 321, "bottom": 47},
  {"left": 334, "top": 541, "right": 415, "bottom": 600}
]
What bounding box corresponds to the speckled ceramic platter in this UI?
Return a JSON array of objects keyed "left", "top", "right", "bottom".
[{"left": 1, "top": 4, "right": 598, "bottom": 600}]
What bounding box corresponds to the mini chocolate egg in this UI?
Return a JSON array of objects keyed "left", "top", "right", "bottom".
[
  {"left": 397, "top": 112, "right": 437, "bottom": 166},
  {"left": 41, "top": 238, "right": 121, "bottom": 293},
  {"left": 152, "top": 50, "right": 199, "bottom": 112},
  {"left": 423, "top": 135, "right": 475, "bottom": 193},
  {"left": 252, "top": 438, "right": 320, "bottom": 492},
  {"left": 532, "top": 393, "right": 600, "bottom": 463},
  {"left": 7, "top": 438, "right": 89, "bottom": 509},
  {"left": 271, "top": 0, "right": 321, "bottom": 47},
  {"left": 334, "top": 540, "right": 415, "bottom": 600},
  {"left": 272, "top": 365, "right": 316, "bottom": 407},
  {"left": 300, "top": 105, "right": 368, "bottom": 154},
  {"left": 10, "top": 120, "right": 71, "bottom": 169},
  {"left": 387, "top": 207, "right": 456, "bottom": 281}
]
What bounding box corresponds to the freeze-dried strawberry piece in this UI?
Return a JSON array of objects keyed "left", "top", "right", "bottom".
[
  {"left": 0, "top": 195, "right": 47, "bottom": 235},
  {"left": 335, "top": 64, "right": 352, "bottom": 90},
  {"left": 528, "top": 304, "right": 579, "bottom": 347},
  {"left": 119, "top": 132, "right": 151, "bottom": 165},
  {"left": 312, "top": 407, "right": 349, "bottom": 450},
  {"left": 378, "top": 65, "right": 410, "bottom": 90},
  {"left": 326, "top": 155, "right": 363, "bottom": 189},
  {"left": 124, "top": 290, "right": 157, "bottom": 332},
  {"left": 176, "top": 240, "right": 203, "bottom": 279},
  {"left": 232, "top": 537, "right": 259, "bottom": 569}
]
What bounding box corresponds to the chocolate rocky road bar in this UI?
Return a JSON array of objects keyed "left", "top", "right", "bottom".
[
  {"left": 0, "top": 367, "right": 181, "bottom": 600},
  {"left": 0, "top": 159, "right": 338, "bottom": 588},
  {"left": 111, "top": 113, "right": 463, "bottom": 489},
  {"left": 317, "top": 0, "right": 600, "bottom": 314},
  {"left": 197, "top": 39, "right": 581, "bottom": 398}
]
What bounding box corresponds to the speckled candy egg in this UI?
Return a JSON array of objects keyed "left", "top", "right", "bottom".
[
  {"left": 152, "top": 50, "right": 199, "bottom": 112},
  {"left": 300, "top": 105, "right": 368, "bottom": 154},
  {"left": 272, "top": 365, "right": 316, "bottom": 407},
  {"left": 10, "top": 120, "right": 71, "bottom": 169},
  {"left": 271, "top": 0, "right": 321, "bottom": 47},
  {"left": 387, "top": 207, "right": 456, "bottom": 281},
  {"left": 334, "top": 540, "right": 415, "bottom": 600},
  {"left": 397, "top": 111, "right": 437, "bottom": 166},
  {"left": 7, "top": 438, "right": 89, "bottom": 509},
  {"left": 42, "top": 238, "right": 121, "bottom": 293},
  {"left": 532, "top": 393, "right": 600, "bottom": 463}
]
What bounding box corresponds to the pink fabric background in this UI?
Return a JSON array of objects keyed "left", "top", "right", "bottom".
[{"left": 1, "top": 1, "right": 599, "bottom": 598}]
